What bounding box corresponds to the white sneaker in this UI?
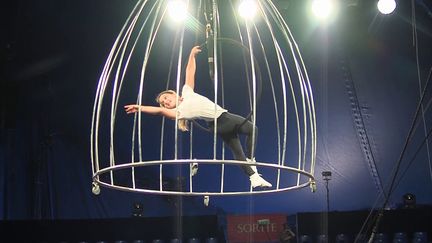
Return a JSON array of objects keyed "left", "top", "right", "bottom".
[
  {"left": 190, "top": 162, "right": 198, "bottom": 176},
  {"left": 246, "top": 158, "right": 258, "bottom": 174},
  {"left": 249, "top": 173, "right": 272, "bottom": 188}
]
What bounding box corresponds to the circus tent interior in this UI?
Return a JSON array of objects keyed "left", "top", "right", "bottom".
[{"left": 1, "top": 0, "right": 432, "bottom": 242}]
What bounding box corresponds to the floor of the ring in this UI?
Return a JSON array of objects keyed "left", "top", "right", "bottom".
[{"left": 0, "top": 206, "right": 430, "bottom": 243}]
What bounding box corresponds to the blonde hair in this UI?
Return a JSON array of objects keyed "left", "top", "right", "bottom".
[{"left": 155, "top": 90, "right": 189, "bottom": 132}]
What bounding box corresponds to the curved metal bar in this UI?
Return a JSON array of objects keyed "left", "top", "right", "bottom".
[
  {"left": 96, "top": 159, "right": 314, "bottom": 176},
  {"left": 93, "top": 159, "right": 314, "bottom": 196},
  {"left": 96, "top": 179, "right": 312, "bottom": 196}
]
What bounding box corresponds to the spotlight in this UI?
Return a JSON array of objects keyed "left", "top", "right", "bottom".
[
  {"left": 238, "top": 0, "right": 258, "bottom": 19},
  {"left": 402, "top": 193, "right": 416, "bottom": 209},
  {"left": 377, "top": 0, "right": 396, "bottom": 15},
  {"left": 132, "top": 202, "right": 144, "bottom": 217},
  {"left": 322, "top": 171, "right": 332, "bottom": 181},
  {"left": 322, "top": 171, "right": 332, "bottom": 212},
  {"left": 167, "top": 0, "right": 188, "bottom": 22},
  {"left": 311, "top": 0, "right": 337, "bottom": 20}
]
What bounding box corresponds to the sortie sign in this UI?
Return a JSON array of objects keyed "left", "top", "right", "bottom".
[{"left": 226, "top": 214, "right": 286, "bottom": 243}]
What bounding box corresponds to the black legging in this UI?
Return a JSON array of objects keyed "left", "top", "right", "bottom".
[{"left": 207, "top": 112, "right": 258, "bottom": 176}]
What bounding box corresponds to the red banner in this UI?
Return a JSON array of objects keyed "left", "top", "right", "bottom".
[{"left": 226, "top": 214, "right": 287, "bottom": 243}]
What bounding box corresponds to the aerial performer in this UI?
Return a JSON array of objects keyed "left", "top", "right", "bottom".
[{"left": 124, "top": 45, "right": 272, "bottom": 188}]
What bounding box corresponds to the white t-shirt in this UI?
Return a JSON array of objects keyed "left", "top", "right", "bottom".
[{"left": 177, "top": 85, "right": 227, "bottom": 121}]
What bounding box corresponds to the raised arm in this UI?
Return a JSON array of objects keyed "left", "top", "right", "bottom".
[
  {"left": 185, "top": 46, "right": 202, "bottom": 90},
  {"left": 124, "top": 104, "right": 176, "bottom": 120}
]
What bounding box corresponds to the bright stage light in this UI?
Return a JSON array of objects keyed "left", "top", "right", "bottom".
[
  {"left": 377, "top": 0, "right": 396, "bottom": 14},
  {"left": 311, "top": 0, "right": 336, "bottom": 20},
  {"left": 239, "top": 0, "right": 258, "bottom": 19},
  {"left": 167, "top": 0, "right": 188, "bottom": 22}
]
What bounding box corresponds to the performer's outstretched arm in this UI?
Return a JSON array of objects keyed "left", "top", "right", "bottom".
[
  {"left": 185, "top": 46, "right": 201, "bottom": 90},
  {"left": 124, "top": 104, "right": 176, "bottom": 119}
]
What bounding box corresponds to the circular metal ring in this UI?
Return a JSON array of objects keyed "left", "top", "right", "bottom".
[{"left": 93, "top": 159, "right": 315, "bottom": 196}]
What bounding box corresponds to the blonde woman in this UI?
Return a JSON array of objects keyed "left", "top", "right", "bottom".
[{"left": 124, "top": 46, "right": 271, "bottom": 188}]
